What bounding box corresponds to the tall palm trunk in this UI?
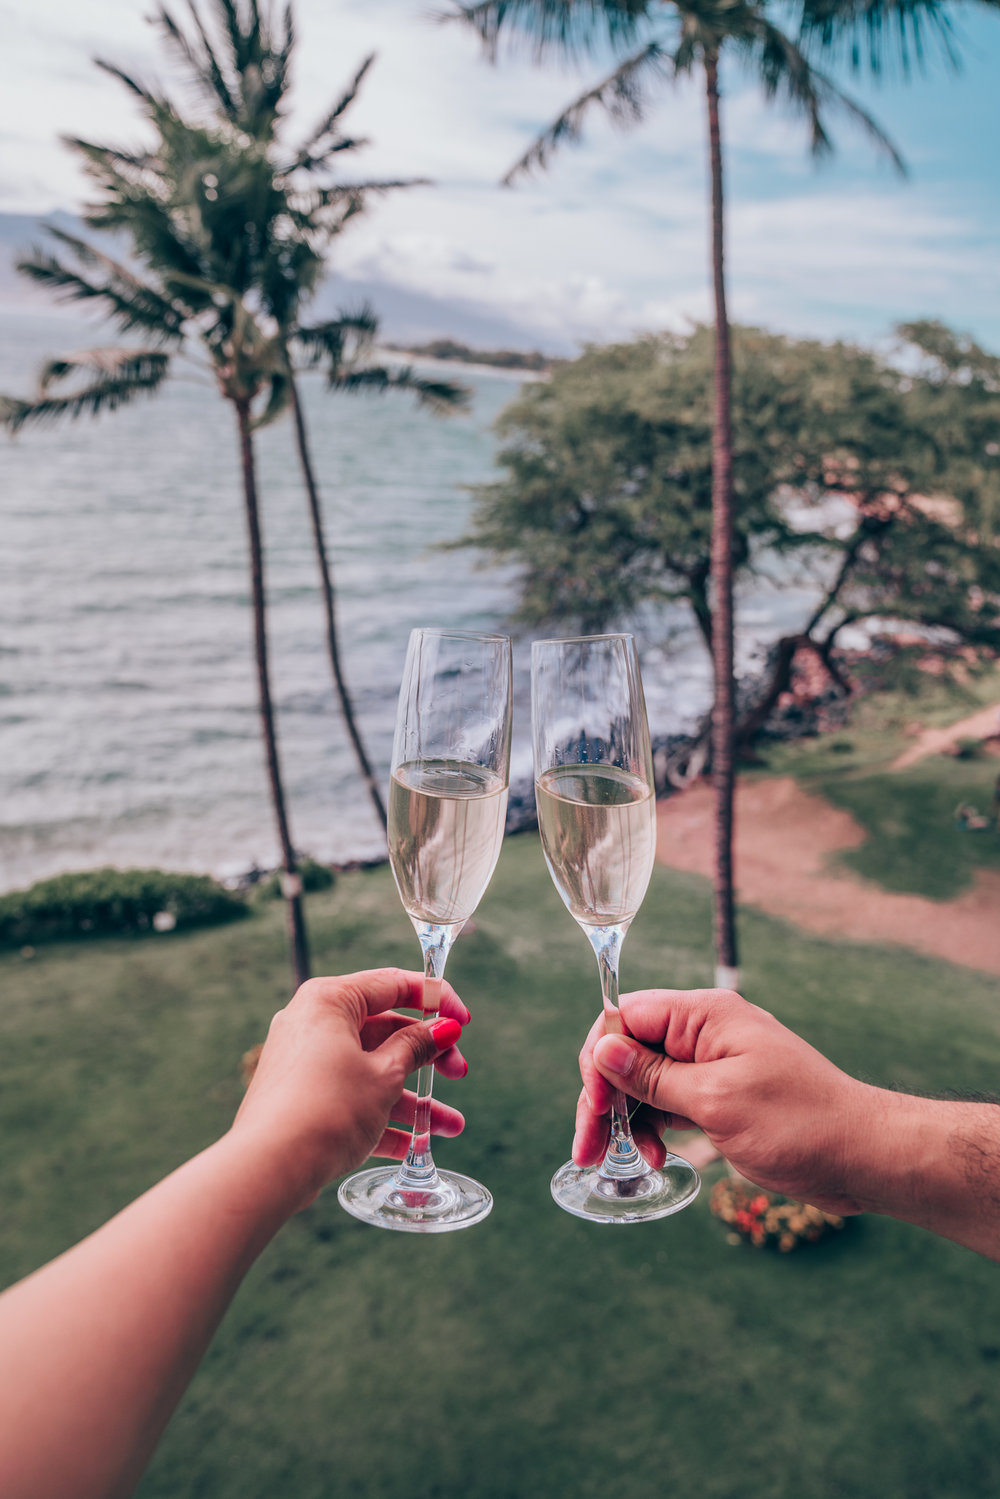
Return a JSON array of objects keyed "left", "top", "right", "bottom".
[
  {"left": 288, "top": 374, "right": 388, "bottom": 831},
  {"left": 235, "top": 396, "right": 311, "bottom": 986},
  {"left": 705, "top": 50, "right": 740, "bottom": 989}
]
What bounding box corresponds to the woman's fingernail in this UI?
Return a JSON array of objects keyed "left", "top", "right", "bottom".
[
  {"left": 598, "top": 1035, "right": 635, "bottom": 1078},
  {"left": 430, "top": 1017, "right": 462, "bottom": 1049}
]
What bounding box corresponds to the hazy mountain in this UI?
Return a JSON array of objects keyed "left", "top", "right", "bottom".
[{"left": 0, "top": 210, "right": 561, "bottom": 354}]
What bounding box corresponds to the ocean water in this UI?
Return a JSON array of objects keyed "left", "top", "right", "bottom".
[{"left": 0, "top": 307, "right": 819, "bottom": 893}]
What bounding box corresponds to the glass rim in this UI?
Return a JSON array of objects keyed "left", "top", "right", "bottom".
[
  {"left": 409, "top": 627, "right": 511, "bottom": 644},
  {"left": 531, "top": 632, "right": 635, "bottom": 649}
]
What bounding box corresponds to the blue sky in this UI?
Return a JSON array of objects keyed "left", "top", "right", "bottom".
[{"left": 1, "top": 0, "right": 997, "bottom": 351}]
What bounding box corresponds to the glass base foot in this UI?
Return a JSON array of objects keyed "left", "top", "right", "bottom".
[
  {"left": 550, "top": 1152, "right": 700, "bottom": 1224},
  {"left": 337, "top": 1165, "right": 493, "bottom": 1234}
]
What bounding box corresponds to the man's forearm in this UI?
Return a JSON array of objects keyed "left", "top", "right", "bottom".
[{"left": 850, "top": 1089, "right": 1000, "bottom": 1261}]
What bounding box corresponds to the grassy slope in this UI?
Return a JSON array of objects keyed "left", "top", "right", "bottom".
[
  {"left": 1, "top": 837, "right": 999, "bottom": 1499},
  {"left": 758, "top": 665, "right": 1000, "bottom": 900}
]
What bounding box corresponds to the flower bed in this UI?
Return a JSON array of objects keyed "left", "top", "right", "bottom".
[{"left": 710, "top": 1176, "right": 846, "bottom": 1251}]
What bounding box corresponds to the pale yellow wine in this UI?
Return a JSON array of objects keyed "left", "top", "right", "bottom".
[
  {"left": 388, "top": 758, "right": 508, "bottom": 925},
  {"left": 535, "top": 763, "right": 655, "bottom": 926}
]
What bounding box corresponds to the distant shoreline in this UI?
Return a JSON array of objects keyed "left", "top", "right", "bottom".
[{"left": 382, "top": 337, "right": 563, "bottom": 374}]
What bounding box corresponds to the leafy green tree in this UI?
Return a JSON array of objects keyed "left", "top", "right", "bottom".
[
  {"left": 451, "top": 0, "right": 905, "bottom": 983},
  {"left": 459, "top": 321, "right": 1000, "bottom": 746}
]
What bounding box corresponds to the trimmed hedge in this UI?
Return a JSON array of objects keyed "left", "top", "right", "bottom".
[{"left": 0, "top": 868, "right": 249, "bottom": 948}]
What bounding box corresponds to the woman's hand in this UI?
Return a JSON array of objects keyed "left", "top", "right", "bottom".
[{"left": 232, "top": 969, "right": 471, "bottom": 1210}]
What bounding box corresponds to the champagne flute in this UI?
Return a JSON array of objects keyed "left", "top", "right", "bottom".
[
  {"left": 338, "top": 627, "right": 512, "bottom": 1232},
  {"left": 531, "top": 633, "right": 700, "bottom": 1223}
]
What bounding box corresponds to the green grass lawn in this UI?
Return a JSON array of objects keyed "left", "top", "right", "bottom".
[{"left": 2, "top": 835, "right": 1000, "bottom": 1497}]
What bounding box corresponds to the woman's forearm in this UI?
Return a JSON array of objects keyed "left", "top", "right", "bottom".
[{"left": 0, "top": 1130, "right": 298, "bottom": 1499}]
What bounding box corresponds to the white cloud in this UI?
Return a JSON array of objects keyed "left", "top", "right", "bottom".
[{"left": 2, "top": 0, "right": 997, "bottom": 348}]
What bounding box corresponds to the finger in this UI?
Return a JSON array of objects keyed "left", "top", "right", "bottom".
[
  {"left": 389, "top": 1090, "right": 466, "bottom": 1136},
  {"left": 433, "top": 1043, "right": 469, "bottom": 1080},
  {"left": 360, "top": 1013, "right": 469, "bottom": 1077},
  {"left": 370, "top": 1125, "right": 418, "bottom": 1161},
  {"left": 618, "top": 987, "right": 746, "bottom": 1061},
  {"left": 631, "top": 1120, "right": 667, "bottom": 1169},
  {"left": 306, "top": 969, "right": 470, "bottom": 1026},
  {"left": 375, "top": 1014, "right": 466, "bottom": 1085},
  {"left": 571, "top": 1086, "right": 609, "bottom": 1167},
  {"left": 571, "top": 1089, "right": 671, "bottom": 1169},
  {"left": 578, "top": 1011, "right": 616, "bottom": 1116},
  {"left": 592, "top": 1032, "right": 701, "bottom": 1120},
  {"left": 370, "top": 1095, "right": 466, "bottom": 1161}
]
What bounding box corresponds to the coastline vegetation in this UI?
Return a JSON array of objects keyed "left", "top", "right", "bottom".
[
  {"left": 0, "top": 868, "right": 247, "bottom": 948},
  {"left": 385, "top": 337, "right": 561, "bottom": 371}
]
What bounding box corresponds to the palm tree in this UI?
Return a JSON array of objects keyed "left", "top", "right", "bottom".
[
  {"left": 282, "top": 313, "right": 468, "bottom": 828},
  {"left": 452, "top": 0, "right": 905, "bottom": 986},
  {"left": 2, "top": 108, "right": 317, "bottom": 985},
  {"left": 147, "top": 7, "right": 469, "bottom": 831}
]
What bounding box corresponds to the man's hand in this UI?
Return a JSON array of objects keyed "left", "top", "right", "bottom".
[{"left": 574, "top": 987, "right": 872, "bottom": 1215}]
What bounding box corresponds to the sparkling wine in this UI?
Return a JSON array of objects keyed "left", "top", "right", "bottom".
[
  {"left": 535, "top": 763, "right": 655, "bottom": 927},
  {"left": 388, "top": 758, "right": 508, "bottom": 925}
]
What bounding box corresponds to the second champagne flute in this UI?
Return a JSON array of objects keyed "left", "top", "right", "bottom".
[
  {"left": 338, "top": 627, "right": 512, "bottom": 1233},
  {"left": 532, "top": 633, "right": 700, "bottom": 1223}
]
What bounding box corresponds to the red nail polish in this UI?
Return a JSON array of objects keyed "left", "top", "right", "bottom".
[{"left": 430, "top": 1017, "right": 462, "bottom": 1049}]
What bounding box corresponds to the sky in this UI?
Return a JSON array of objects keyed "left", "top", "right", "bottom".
[{"left": 1, "top": 0, "right": 998, "bottom": 353}]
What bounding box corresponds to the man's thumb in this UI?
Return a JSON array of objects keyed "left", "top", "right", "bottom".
[{"left": 593, "top": 1033, "right": 679, "bottom": 1113}]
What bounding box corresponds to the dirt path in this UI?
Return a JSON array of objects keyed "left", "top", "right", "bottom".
[
  {"left": 656, "top": 777, "right": 1000, "bottom": 976},
  {"left": 891, "top": 702, "right": 1000, "bottom": 770}
]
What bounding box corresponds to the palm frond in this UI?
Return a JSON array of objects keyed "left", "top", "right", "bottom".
[
  {"left": 154, "top": 4, "right": 239, "bottom": 119},
  {"left": 746, "top": 17, "right": 906, "bottom": 173},
  {"left": 332, "top": 364, "right": 471, "bottom": 413},
  {"left": 501, "top": 41, "right": 670, "bottom": 183},
  {"left": 445, "top": 1, "right": 655, "bottom": 64},
  {"left": 216, "top": 0, "right": 251, "bottom": 73},
  {"left": 284, "top": 136, "right": 371, "bottom": 176},
  {"left": 1, "top": 353, "right": 171, "bottom": 435},
  {"left": 292, "top": 53, "right": 376, "bottom": 168},
  {"left": 250, "top": 369, "right": 292, "bottom": 429},
  {"left": 311, "top": 177, "right": 431, "bottom": 204},
  {"left": 48, "top": 223, "right": 199, "bottom": 320},
  {"left": 93, "top": 58, "right": 164, "bottom": 112},
  {"left": 797, "top": 0, "right": 966, "bottom": 76},
  {"left": 36, "top": 348, "right": 171, "bottom": 394},
  {"left": 17, "top": 238, "right": 188, "bottom": 341},
  {"left": 291, "top": 310, "right": 379, "bottom": 370},
  {"left": 188, "top": 0, "right": 242, "bottom": 116},
  {"left": 62, "top": 137, "right": 159, "bottom": 173}
]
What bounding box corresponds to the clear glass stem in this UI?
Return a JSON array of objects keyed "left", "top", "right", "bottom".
[
  {"left": 393, "top": 922, "right": 455, "bottom": 1189},
  {"left": 588, "top": 925, "right": 645, "bottom": 1181}
]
